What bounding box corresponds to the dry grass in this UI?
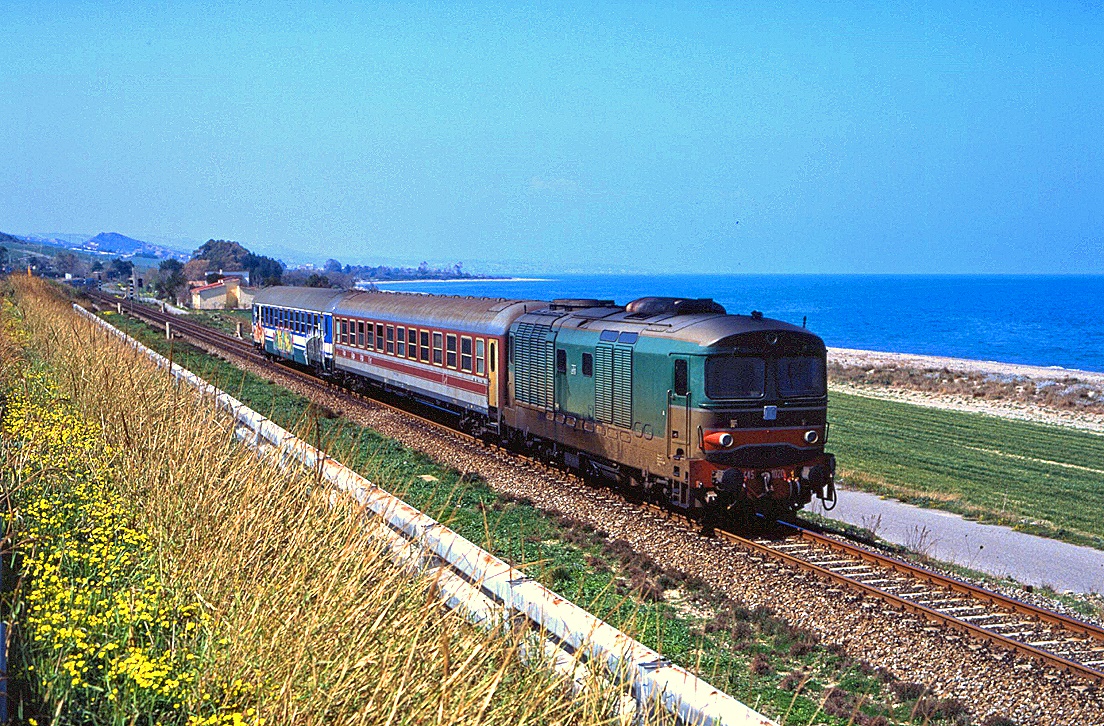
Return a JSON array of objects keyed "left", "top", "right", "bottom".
[{"left": 6, "top": 275, "right": 644, "bottom": 724}]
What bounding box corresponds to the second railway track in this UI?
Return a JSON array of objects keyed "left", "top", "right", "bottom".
[{"left": 89, "top": 290, "right": 1104, "bottom": 689}]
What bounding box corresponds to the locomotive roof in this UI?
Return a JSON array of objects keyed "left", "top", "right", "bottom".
[
  {"left": 252, "top": 286, "right": 347, "bottom": 311},
  {"left": 331, "top": 290, "right": 546, "bottom": 335},
  {"left": 520, "top": 305, "right": 823, "bottom": 350}
]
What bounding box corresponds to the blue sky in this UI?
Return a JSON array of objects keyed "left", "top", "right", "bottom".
[{"left": 2, "top": 1, "right": 1102, "bottom": 273}]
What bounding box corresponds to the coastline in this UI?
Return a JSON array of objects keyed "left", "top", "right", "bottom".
[
  {"left": 829, "top": 347, "right": 1104, "bottom": 384},
  {"left": 365, "top": 277, "right": 553, "bottom": 286}
]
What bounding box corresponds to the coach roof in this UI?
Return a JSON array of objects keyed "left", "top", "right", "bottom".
[
  {"left": 331, "top": 290, "right": 546, "bottom": 335},
  {"left": 253, "top": 286, "right": 347, "bottom": 312}
]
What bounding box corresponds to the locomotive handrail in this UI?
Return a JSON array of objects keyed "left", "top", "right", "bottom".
[{"left": 75, "top": 302, "right": 777, "bottom": 726}]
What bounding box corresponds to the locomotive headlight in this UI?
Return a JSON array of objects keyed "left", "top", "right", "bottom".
[
  {"left": 703, "top": 431, "right": 734, "bottom": 449},
  {"left": 803, "top": 430, "right": 819, "bottom": 444}
]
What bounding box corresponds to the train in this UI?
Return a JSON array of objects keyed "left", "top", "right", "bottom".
[{"left": 251, "top": 286, "right": 837, "bottom": 522}]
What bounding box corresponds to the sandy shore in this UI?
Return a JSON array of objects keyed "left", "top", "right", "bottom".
[
  {"left": 828, "top": 347, "right": 1104, "bottom": 433},
  {"left": 829, "top": 347, "right": 1104, "bottom": 385}
]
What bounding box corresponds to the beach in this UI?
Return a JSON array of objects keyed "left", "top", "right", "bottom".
[{"left": 828, "top": 347, "right": 1104, "bottom": 433}]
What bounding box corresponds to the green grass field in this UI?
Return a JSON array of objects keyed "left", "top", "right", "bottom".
[{"left": 829, "top": 390, "right": 1104, "bottom": 549}]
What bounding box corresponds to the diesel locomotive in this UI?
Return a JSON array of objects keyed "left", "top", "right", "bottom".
[{"left": 252, "top": 287, "right": 836, "bottom": 521}]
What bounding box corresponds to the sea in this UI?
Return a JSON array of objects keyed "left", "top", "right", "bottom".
[{"left": 370, "top": 274, "right": 1104, "bottom": 373}]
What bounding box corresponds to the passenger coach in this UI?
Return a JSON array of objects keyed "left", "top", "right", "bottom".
[
  {"left": 329, "top": 291, "right": 541, "bottom": 432},
  {"left": 252, "top": 287, "right": 344, "bottom": 372}
]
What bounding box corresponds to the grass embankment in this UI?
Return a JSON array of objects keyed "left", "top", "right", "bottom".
[
  {"left": 2, "top": 277, "right": 635, "bottom": 725},
  {"left": 90, "top": 294, "right": 1003, "bottom": 725},
  {"left": 186, "top": 309, "right": 252, "bottom": 337},
  {"left": 830, "top": 392, "right": 1104, "bottom": 550}
]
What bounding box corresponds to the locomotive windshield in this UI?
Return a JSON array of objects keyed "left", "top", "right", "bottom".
[
  {"left": 775, "top": 356, "right": 825, "bottom": 398},
  {"left": 705, "top": 355, "right": 826, "bottom": 400},
  {"left": 705, "top": 357, "right": 766, "bottom": 399}
]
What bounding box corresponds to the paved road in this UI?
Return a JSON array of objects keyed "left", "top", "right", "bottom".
[{"left": 810, "top": 489, "right": 1104, "bottom": 594}]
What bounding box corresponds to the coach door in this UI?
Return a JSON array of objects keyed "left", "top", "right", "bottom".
[{"left": 487, "top": 339, "right": 499, "bottom": 410}]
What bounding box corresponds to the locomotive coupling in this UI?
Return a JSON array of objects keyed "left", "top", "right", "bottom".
[{"left": 801, "top": 453, "right": 836, "bottom": 500}]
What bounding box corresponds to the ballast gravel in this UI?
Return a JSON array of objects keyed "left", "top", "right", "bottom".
[{"left": 202, "top": 345, "right": 1104, "bottom": 725}]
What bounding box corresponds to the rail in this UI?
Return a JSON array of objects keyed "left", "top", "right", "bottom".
[{"left": 74, "top": 301, "right": 775, "bottom": 726}]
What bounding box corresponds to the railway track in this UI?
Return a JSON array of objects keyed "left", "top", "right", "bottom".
[{"left": 86, "top": 289, "right": 1104, "bottom": 687}]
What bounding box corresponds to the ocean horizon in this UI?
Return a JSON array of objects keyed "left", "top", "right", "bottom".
[{"left": 369, "top": 274, "right": 1104, "bottom": 374}]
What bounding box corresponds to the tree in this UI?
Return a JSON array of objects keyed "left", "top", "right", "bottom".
[
  {"left": 0, "top": 247, "right": 8, "bottom": 267},
  {"left": 183, "top": 258, "right": 209, "bottom": 282},
  {"left": 108, "top": 258, "right": 134, "bottom": 281},
  {"left": 155, "top": 259, "right": 187, "bottom": 303},
  {"left": 55, "top": 251, "right": 81, "bottom": 275},
  {"left": 304, "top": 273, "right": 332, "bottom": 288},
  {"left": 192, "top": 239, "right": 250, "bottom": 270},
  {"left": 323, "top": 258, "right": 343, "bottom": 274},
  {"left": 241, "top": 253, "right": 283, "bottom": 287}
]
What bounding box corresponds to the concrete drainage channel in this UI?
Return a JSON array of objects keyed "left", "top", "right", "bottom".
[{"left": 76, "top": 303, "right": 775, "bottom": 726}]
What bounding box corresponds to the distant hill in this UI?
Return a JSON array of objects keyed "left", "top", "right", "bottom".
[
  {"left": 84, "top": 232, "right": 148, "bottom": 255},
  {"left": 16, "top": 231, "right": 189, "bottom": 261}
]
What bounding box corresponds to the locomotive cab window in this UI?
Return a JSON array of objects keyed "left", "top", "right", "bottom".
[
  {"left": 674, "top": 359, "right": 688, "bottom": 396},
  {"left": 581, "top": 352, "right": 593, "bottom": 377},
  {"left": 775, "top": 356, "right": 826, "bottom": 398},
  {"left": 705, "top": 356, "right": 766, "bottom": 399},
  {"left": 556, "top": 349, "right": 567, "bottom": 374}
]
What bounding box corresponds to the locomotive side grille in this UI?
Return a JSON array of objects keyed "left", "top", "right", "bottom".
[
  {"left": 612, "top": 345, "right": 633, "bottom": 429},
  {"left": 513, "top": 322, "right": 555, "bottom": 410},
  {"left": 595, "top": 343, "right": 613, "bottom": 423}
]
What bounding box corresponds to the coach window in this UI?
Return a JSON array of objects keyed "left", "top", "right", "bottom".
[
  {"left": 386, "top": 326, "right": 395, "bottom": 354},
  {"left": 365, "top": 322, "right": 374, "bottom": 349},
  {"left": 375, "top": 324, "right": 384, "bottom": 351},
  {"left": 354, "top": 321, "right": 362, "bottom": 347},
  {"left": 446, "top": 334, "right": 458, "bottom": 368},
  {"left": 432, "top": 332, "right": 443, "bottom": 365},
  {"left": 582, "top": 352, "right": 593, "bottom": 377},
  {"left": 556, "top": 349, "right": 567, "bottom": 374},
  {"left": 475, "top": 339, "right": 485, "bottom": 375},
  {"left": 421, "top": 331, "right": 431, "bottom": 362},
  {"left": 461, "top": 336, "right": 473, "bottom": 372},
  {"left": 397, "top": 326, "right": 406, "bottom": 357},
  {"left": 408, "top": 328, "right": 418, "bottom": 359}
]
